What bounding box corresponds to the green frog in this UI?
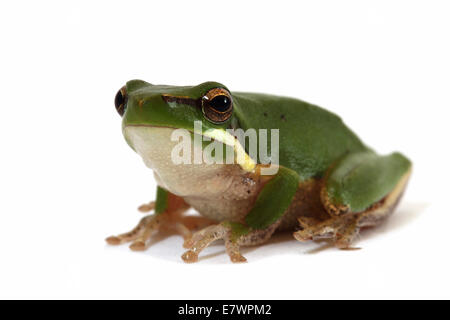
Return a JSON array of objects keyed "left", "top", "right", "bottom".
[{"left": 106, "top": 80, "right": 411, "bottom": 263}]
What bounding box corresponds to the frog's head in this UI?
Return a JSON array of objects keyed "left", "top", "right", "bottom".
[
  {"left": 113, "top": 80, "right": 254, "bottom": 195},
  {"left": 115, "top": 79, "right": 235, "bottom": 135}
]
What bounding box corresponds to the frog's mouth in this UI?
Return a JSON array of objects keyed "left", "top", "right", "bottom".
[{"left": 123, "top": 124, "right": 256, "bottom": 172}]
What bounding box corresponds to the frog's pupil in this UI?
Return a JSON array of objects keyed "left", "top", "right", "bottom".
[
  {"left": 115, "top": 90, "right": 124, "bottom": 108},
  {"left": 115, "top": 89, "right": 127, "bottom": 116},
  {"left": 210, "top": 95, "right": 230, "bottom": 112}
]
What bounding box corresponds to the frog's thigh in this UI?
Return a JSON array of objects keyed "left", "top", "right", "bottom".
[{"left": 295, "top": 151, "right": 412, "bottom": 248}]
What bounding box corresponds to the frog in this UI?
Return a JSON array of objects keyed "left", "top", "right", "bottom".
[{"left": 106, "top": 80, "right": 412, "bottom": 263}]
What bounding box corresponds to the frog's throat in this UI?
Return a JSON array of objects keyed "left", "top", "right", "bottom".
[{"left": 123, "top": 124, "right": 256, "bottom": 172}]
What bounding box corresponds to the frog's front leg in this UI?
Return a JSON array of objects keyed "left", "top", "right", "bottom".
[
  {"left": 182, "top": 223, "right": 246, "bottom": 263},
  {"left": 106, "top": 186, "right": 213, "bottom": 251},
  {"left": 294, "top": 151, "right": 412, "bottom": 248},
  {"left": 182, "top": 166, "right": 300, "bottom": 263},
  {"left": 181, "top": 221, "right": 280, "bottom": 263}
]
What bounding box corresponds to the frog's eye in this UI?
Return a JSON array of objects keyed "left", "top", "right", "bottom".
[
  {"left": 114, "top": 86, "right": 127, "bottom": 117},
  {"left": 201, "top": 88, "right": 233, "bottom": 124}
]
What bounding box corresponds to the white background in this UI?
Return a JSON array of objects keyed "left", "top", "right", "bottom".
[{"left": 0, "top": 0, "right": 448, "bottom": 299}]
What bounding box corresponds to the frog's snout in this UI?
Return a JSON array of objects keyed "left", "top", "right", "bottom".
[{"left": 114, "top": 86, "right": 127, "bottom": 117}]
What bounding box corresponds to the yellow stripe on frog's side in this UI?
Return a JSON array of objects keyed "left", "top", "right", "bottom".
[{"left": 201, "top": 128, "right": 256, "bottom": 172}]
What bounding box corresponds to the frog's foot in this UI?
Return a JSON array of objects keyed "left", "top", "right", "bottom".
[
  {"left": 294, "top": 176, "right": 409, "bottom": 249},
  {"left": 106, "top": 212, "right": 214, "bottom": 251},
  {"left": 106, "top": 214, "right": 167, "bottom": 250},
  {"left": 294, "top": 214, "right": 361, "bottom": 249},
  {"left": 182, "top": 221, "right": 280, "bottom": 263},
  {"left": 106, "top": 194, "right": 213, "bottom": 251},
  {"left": 181, "top": 223, "right": 247, "bottom": 263},
  {"left": 106, "top": 214, "right": 153, "bottom": 246}
]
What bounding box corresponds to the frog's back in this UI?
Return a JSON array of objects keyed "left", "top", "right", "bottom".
[{"left": 232, "top": 92, "right": 369, "bottom": 180}]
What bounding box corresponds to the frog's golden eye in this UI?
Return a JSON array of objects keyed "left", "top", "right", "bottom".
[
  {"left": 114, "top": 86, "right": 127, "bottom": 117},
  {"left": 201, "top": 88, "right": 233, "bottom": 124}
]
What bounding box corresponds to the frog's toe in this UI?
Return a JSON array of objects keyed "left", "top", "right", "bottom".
[
  {"left": 137, "top": 201, "right": 155, "bottom": 213},
  {"left": 181, "top": 224, "right": 246, "bottom": 263},
  {"left": 127, "top": 214, "right": 167, "bottom": 251},
  {"left": 105, "top": 236, "right": 121, "bottom": 245},
  {"left": 106, "top": 213, "right": 179, "bottom": 251},
  {"left": 225, "top": 240, "right": 247, "bottom": 263},
  {"left": 105, "top": 215, "right": 153, "bottom": 245},
  {"left": 181, "top": 250, "right": 199, "bottom": 263},
  {"left": 293, "top": 217, "right": 322, "bottom": 241},
  {"left": 181, "top": 224, "right": 227, "bottom": 263},
  {"left": 129, "top": 240, "right": 147, "bottom": 251},
  {"left": 294, "top": 214, "right": 361, "bottom": 249},
  {"left": 107, "top": 210, "right": 215, "bottom": 254},
  {"left": 334, "top": 217, "right": 360, "bottom": 249}
]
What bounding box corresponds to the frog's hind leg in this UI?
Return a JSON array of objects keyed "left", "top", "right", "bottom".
[{"left": 294, "top": 151, "right": 412, "bottom": 248}]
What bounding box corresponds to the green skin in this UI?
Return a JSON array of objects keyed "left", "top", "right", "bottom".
[{"left": 120, "top": 80, "right": 411, "bottom": 240}]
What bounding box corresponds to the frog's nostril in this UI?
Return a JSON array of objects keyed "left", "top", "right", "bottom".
[{"left": 115, "top": 86, "right": 127, "bottom": 116}]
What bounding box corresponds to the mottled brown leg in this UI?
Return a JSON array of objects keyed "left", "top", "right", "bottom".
[
  {"left": 182, "top": 224, "right": 228, "bottom": 263},
  {"left": 225, "top": 239, "right": 247, "bottom": 263},
  {"left": 182, "top": 221, "right": 279, "bottom": 263},
  {"left": 177, "top": 216, "right": 216, "bottom": 248}
]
